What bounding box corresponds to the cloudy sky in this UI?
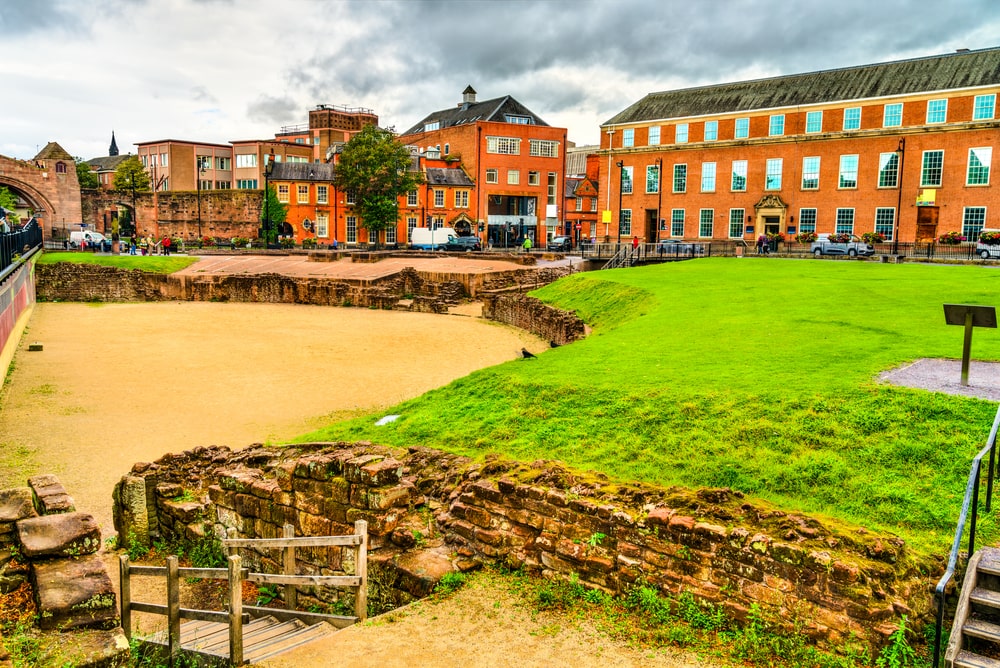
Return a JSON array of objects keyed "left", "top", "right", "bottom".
[{"left": 2, "top": 0, "right": 998, "bottom": 162}]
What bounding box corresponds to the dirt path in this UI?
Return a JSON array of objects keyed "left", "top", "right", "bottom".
[{"left": 0, "top": 301, "right": 542, "bottom": 535}]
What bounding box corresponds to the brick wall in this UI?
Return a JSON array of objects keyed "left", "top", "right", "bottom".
[
  {"left": 481, "top": 291, "right": 586, "bottom": 345},
  {"left": 113, "top": 442, "right": 937, "bottom": 652}
]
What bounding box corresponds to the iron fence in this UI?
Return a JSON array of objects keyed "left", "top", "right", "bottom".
[{"left": 0, "top": 220, "right": 43, "bottom": 283}]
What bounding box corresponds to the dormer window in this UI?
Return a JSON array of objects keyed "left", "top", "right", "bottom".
[
  {"left": 424, "top": 121, "right": 440, "bottom": 132},
  {"left": 504, "top": 114, "right": 532, "bottom": 125}
]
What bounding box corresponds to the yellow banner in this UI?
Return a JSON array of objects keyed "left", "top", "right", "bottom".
[
  {"left": 602, "top": 210, "right": 612, "bottom": 223},
  {"left": 916, "top": 189, "right": 937, "bottom": 206}
]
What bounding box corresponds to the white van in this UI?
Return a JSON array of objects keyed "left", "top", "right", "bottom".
[
  {"left": 69, "top": 231, "right": 107, "bottom": 249},
  {"left": 410, "top": 227, "right": 457, "bottom": 250},
  {"left": 977, "top": 229, "right": 1000, "bottom": 259}
]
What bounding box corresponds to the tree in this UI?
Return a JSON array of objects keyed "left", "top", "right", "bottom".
[
  {"left": 75, "top": 157, "right": 99, "bottom": 189},
  {"left": 260, "top": 184, "right": 287, "bottom": 243},
  {"left": 0, "top": 187, "right": 16, "bottom": 211},
  {"left": 112, "top": 156, "right": 151, "bottom": 192},
  {"left": 333, "top": 124, "right": 423, "bottom": 247}
]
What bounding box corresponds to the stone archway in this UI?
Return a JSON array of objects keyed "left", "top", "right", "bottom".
[
  {"left": 753, "top": 194, "right": 788, "bottom": 236},
  {"left": 450, "top": 213, "right": 474, "bottom": 236},
  {"left": 0, "top": 144, "right": 83, "bottom": 238}
]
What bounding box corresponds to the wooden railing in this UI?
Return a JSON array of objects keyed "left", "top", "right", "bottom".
[{"left": 119, "top": 520, "right": 368, "bottom": 665}]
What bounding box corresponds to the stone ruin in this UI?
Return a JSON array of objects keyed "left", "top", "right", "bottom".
[{"left": 0, "top": 475, "right": 127, "bottom": 667}]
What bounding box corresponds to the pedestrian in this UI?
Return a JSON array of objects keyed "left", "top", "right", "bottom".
[
  {"left": 632, "top": 235, "right": 639, "bottom": 251},
  {"left": 162, "top": 236, "right": 171, "bottom": 256},
  {"left": 522, "top": 236, "right": 532, "bottom": 253},
  {"left": 129, "top": 234, "right": 137, "bottom": 255},
  {"left": 332, "top": 238, "right": 339, "bottom": 250},
  {"left": 756, "top": 235, "right": 766, "bottom": 255},
  {"left": 658, "top": 241, "right": 665, "bottom": 257}
]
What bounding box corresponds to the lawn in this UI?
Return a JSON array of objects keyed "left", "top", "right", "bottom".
[
  {"left": 306, "top": 258, "right": 1000, "bottom": 554},
  {"left": 36, "top": 251, "right": 197, "bottom": 274}
]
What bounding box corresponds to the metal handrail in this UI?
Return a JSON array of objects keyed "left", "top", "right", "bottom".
[{"left": 933, "top": 403, "right": 1000, "bottom": 667}]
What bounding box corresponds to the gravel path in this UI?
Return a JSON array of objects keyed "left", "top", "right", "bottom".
[{"left": 880, "top": 358, "right": 1000, "bottom": 402}]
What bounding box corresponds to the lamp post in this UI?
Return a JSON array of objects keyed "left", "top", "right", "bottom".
[
  {"left": 197, "top": 158, "right": 206, "bottom": 239},
  {"left": 262, "top": 151, "right": 274, "bottom": 246},
  {"left": 616, "top": 160, "right": 624, "bottom": 245},
  {"left": 655, "top": 157, "right": 663, "bottom": 242},
  {"left": 893, "top": 138, "right": 905, "bottom": 255}
]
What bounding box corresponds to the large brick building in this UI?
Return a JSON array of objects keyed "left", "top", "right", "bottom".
[
  {"left": 599, "top": 47, "right": 1000, "bottom": 246},
  {"left": 400, "top": 86, "right": 568, "bottom": 248}
]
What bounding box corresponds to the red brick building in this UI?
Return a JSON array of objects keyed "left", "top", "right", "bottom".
[
  {"left": 600, "top": 47, "right": 1000, "bottom": 246},
  {"left": 399, "top": 86, "right": 568, "bottom": 248}
]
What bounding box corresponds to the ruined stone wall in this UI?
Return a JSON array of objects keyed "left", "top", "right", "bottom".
[
  {"left": 114, "top": 442, "right": 937, "bottom": 652},
  {"left": 481, "top": 291, "right": 587, "bottom": 345}
]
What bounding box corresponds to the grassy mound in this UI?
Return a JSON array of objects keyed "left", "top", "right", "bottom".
[
  {"left": 298, "top": 258, "right": 1000, "bottom": 554},
  {"left": 37, "top": 251, "right": 197, "bottom": 274}
]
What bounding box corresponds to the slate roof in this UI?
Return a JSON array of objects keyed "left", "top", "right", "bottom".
[
  {"left": 604, "top": 47, "right": 1000, "bottom": 127},
  {"left": 269, "top": 162, "right": 336, "bottom": 181},
  {"left": 402, "top": 95, "right": 550, "bottom": 135},
  {"left": 425, "top": 168, "right": 474, "bottom": 187},
  {"left": 564, "top": 177, "right": 583, "bottom": 198},
  {"left": 34, "top": 142, "right": 73, "bottom": 161},
  {"left": 87, "top": 155, "right": 130, "bottom": 172}
]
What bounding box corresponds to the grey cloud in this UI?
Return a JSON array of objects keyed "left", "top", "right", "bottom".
[{"left": 247, "top": 95, "right": 300, "bottom": 125}]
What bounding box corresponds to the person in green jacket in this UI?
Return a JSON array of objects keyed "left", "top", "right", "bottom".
[{"left": 522, "top": 236, "right": 532, "bottom": 252}]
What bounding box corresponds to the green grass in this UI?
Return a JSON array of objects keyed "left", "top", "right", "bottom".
[
  {"left": 37, "top": 251, "right": 196, "bottom": 274},
  {"left": 305, "top": 258, "right": 1000, "bottom": 554}
]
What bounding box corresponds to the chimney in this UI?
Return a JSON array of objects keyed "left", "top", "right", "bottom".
[{"left": 461, "top": 85, "right": 477, "bottom": 108}]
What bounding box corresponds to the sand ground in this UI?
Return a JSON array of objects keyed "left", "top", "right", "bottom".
[{"left": 0, "top": 300, "right": 714, "bottom": 667}]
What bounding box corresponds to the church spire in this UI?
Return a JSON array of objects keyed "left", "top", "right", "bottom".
[{"left": 109, "top": 131, "right": 119, "bottom": 157}]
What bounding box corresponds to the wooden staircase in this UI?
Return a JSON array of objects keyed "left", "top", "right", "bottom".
[
  {"left": 947, "top": 548, "right": 1000, "bottom": 667},
  {"left": 144, "top": 615, "right": 337, "bottom": 664}
]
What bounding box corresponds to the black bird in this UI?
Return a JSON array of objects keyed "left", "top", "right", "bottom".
[
  {"left": 521, "top": 348, "right": 536, "bottom": 359},
  {"left": 549, "top": 340, "right": 560, "bottom": 348}
]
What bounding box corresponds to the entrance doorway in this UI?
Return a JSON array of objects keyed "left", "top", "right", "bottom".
[
  {"left": 916, "top": 207, "right": 939, "bottom": 242},
  {"left": 645, "top": 209, "right": 658, "bottom": 242},
  {"left": 763, "top": 216, "right": 780, "bottom": 236}
]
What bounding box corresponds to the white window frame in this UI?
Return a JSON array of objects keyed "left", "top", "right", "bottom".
[
  {"left": 921, "top": 150, "right": 944, "bottom": 187},
  {"left": 529, "top": 139, "right": 560, "bottom": 157},
  {"left": 704, "top": 120, "right": 718, "bottom": 141},
  {"left": 878, "top": 153, "right": 899, "bottom": 188},
  {"left": 731, "top": 160, "right": 747, "bottom": 192},
  {"left": 619, "top": 209, "right": 632, "bottom": 236},
  {"left": 805, "top": 111, "right": 823, "bottom": 133},
  {"left": 648, "top": 126, "right": 660, "bottom": 146},
  {"left": 843, "top": 107, "right": 861, "bottom": 130},
  {"left": 434, "top": 189, "right": 445, "bottom": 207},
  {"left": 769, "top": 115, "right": 784, "bottom": 136},
  {"left": 973, "top": 94, "right": 996, "bottom": 121},
  {"left": 455, "top": 190, "right": 470, "bottom": 208},
  {"left": 528, "top": 171, "right": 540, "bottom": 186},
  {"left": 734, "top": 117, "right": 749, "bottom": 139},
  {"left": 698, "top": 209, "right": 714, "bottom": 238},
  {"left": 675, "top": 123, "right": 688, "bottom": 144},
  {"left": 297, "top": 184, "right": 309, "bottom": 204},
  {"left": 507, "top": 169, "right": 520, "bottom": 185},
  {"left": 406, "top": 190, "right": 418, "bottom": 207},
  {"left": 646, "top": 165, "right": 660, "bottom": 194},
  {"left": 673, "top": 164, "right": 687, "bottom": 193},
  {"left": 835, "top": 208, "right": 855, "bottom": 235},
  {"left": 765, "top": 159, "right": 782, "bottom": 190},
  {"left": 967, "top": 147, "right": 992, "bottom": 186},
  {"left": 798, "top": 208, "right": 817, "bottom": 233},
  {"left": 883, "top": 103, "right": 903, "bottom": 128},
  {"left": 622, "top": 129, "right": 634, "bottom": 148},
  {"left": 486, "top": 136, "right": 521, "bottom": 154},
  {"left": 700, "top": 162, "right": 716, "bottom": 193},
  {"left": 875, "top": 207, "right": 895, "bottom": 241},
  {"left": 316, "top": 213, "right": 329, "bottom": 238},
  {"left": 839, "top": 155, "right": 859, "bottom": 189},
  {"left": 485, "top": 169, "right": 498, "bottom": 184},
  {"left": 621, "top": 166, "right": 633, "bottom": 195},
  {"left": 926, "top": 99, "right": 948, "bottom": 124},
  {"left": 728, "top": 208, "right": 745, "bottom": 238},
  {"left": 802, "top": 156, "right": 820, "bottom": 190},
  {"left": 670, "top": 209, "right": 684, "bottom": 237}
]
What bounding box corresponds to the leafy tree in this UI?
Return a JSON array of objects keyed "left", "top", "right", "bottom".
[
  {"left": 333, "top": 124, "right": 423, "bottom": 247},
  {"left": 260, "top": 184, "right": 287, "bottom": 243},
  {"left": 112, "top": 156, "right": 151, "bottom": 191},
  {"left": 75, "top": 157, "right": 99, "bottom": 189},
  {"left": 0, "top": 187, "right": 16, "bottom": 211}
]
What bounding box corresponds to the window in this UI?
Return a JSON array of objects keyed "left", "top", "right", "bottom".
[
  {"left": 622, "top": 129, "right": 634, "bottom": 147},
  {"left": 406, "top": 190, "right": 417, "bottom": 206},
  {"left": 671, "top": 209, "right": 685, "bottom": 237},
  {"left": 619, "top": 209, "right": 632, "bottom": 236},
  {"left": 974, "top": 94, "right": 996, "bottom": 120},
  {"left": 444, "top": 144, "right": 450, "bottom": 155},
  {"left": 765, "top": 159, "right": 782, "bottom": 190},
  {"left": 967, "top": 147, "right": 992, "bottom": 186},
  {"left": 346, "top": 190, "right": 356, "bottom": 205},
  {"left": 734, "top": 118, "right": 749, "bottom": 139},
  {"left": 621, "top": 166, "right": 633, "bottom": 195},
  {"left": 799, "top": 208, "right": 817, "bottom": 233},
  {"left": 486, "top": 136, "right": 521, "bottom": 154},
  {"left": 215, "top": 156, "right": 230, "bottom": 170},
  {"left": 236, "top": 179, "right": 257, "bottom": 189},
  {"left": 878, "top": 153, "right": 900, "bottom": 188},
  {"left": 802, "top": 157, "right": 820, "bottom": 190},
  {"left": 883, "top": 103, "right": 903, "bottom": 127},
  {"left": 701, "top": 162, "right": 716, "bottom": 192},
  {"left": 839, "top": 155, "right": 859, "bottom": 189},
  {"left": 316, "top": 213, "right": 328, "bottom": 238},
  {"left": 675, "top": 123, "right": 688, "bottom": 143},
  {"left": 505, "top": 114, "right": 532, "bottom": 124},
  {"left": 199, "top": 179, "right": 212, "bottom": 191},
  {"left": 384, "top": 225, "right": 397, "bottom": 244},
  {"left": 407, "top": 217, "right": 418, "bottom": 241},
  {"left": 548, "top": 173, "right": 557, "bottom": 205},
  {"left": 646, "top": 165, "right": 660, "bottom": 193},
  {"left": 699, "top": 209, "right": 714, "bottom": 237},
  {"left": 806, "top": 111, "right": 823, "bottom": 133},
  {"left": 528, "top": 171, "right": 540, "bottom": 186},
  {"left": 835, "top": 208, "right": 855, "bottom": 234},
  {"left": 648, "top": 126, "right": 660, "bottom": 145},
  {"left": 590, "top": 198, "right": 597, "bottom": 212},
  {"left": 673, "top": 164, "right": 687, "bottom": 193},
  {"left": 875, "top": 207, "right": 895, "bottom": 241},
  {"left": 277, "top": 184, "right": 289, "bottom": 202},
  {"left": 161, "top": 153, "right": 169, "bottom": 167},
  {"left": 529, "top": 140, "right": 560, "bottom": 157},
  {"left": 731, "top": 160, "right": 747, "bottom": 192},
  {"left": 927, "top": 99, "right": 948, "bottom": 124},
  {"left": 287, "top": 156, "right": 308, "bottom": 164},
  {"left": 424, "top": 121, "right": 440, "bottom": 132},
  {"left": 575, "top": 197, "right": 583, "bottom": 212},
  {"left": 236, "top": 154, "right": 257, "bottom": 168},
  {"left": 507, "top": 170, "right": 520, "bottom": 185},
  {"left": 434, "top": 189, "right": 445, "bottom": 207},
  {"left": 317, "top": 185, "right": 329, "bottom": 204},
  {"left": 455, "top": 190, "right": 469, "bottom": 208},
  {"left": 729, "top": 209, "right": 745, "bottom": 238},
  {"left": 921, "top": 150, "right": 944, "bottom": 187},
  {"left": 141, "top": 155, "right": 148, "bottom": 167},
  {"left": 963, "top": 207, "right": 987, "bottom": 241},
  {"left": 197, "top": 155, "right": 211, "bottom": 170},
  {"left": 215, "top": 181, "right": 230, "bottom": 190},
  {"left": 297, "top": 185, "right": 309, "bottom": 203},
  {"left": 346, "top": 216, "right": 357, "bottom": 243},
  {"left": 485, "top": 169, "right": 498, "bottom": 184},
  {"left": 844, "top": 107, "right": 861, "bottom": 130},
  {"left": 704, "top": 121, "right": 718, "bottom": 141},
  {"left": 769, "top": 115, "right": 784, "bottom": 136}
]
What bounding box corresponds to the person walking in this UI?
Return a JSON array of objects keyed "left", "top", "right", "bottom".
[
  {"left": 756, "top": 235, "right": 765, "bottom": 255},
  {"left": 522, "top": 236, "right": 532, "bottom": 253},
  {"left": 162, "top": 236, "right": 171, "bottom": 256}
]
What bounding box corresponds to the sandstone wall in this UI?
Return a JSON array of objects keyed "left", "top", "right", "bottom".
[
  {"left": 114, "top": 442, "right": 937, "bottom": 653},
  {"left": 482, "top": 291, "right": 587, "bottom": 345}
]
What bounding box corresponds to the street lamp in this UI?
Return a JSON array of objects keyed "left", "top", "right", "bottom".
[
  {"left": 197, "top": 158, "right": 207, "bottom": 239},
  {"left": 262, "top": 150, "right": 275, "bottom": 246},
  {"left": 893, "top": 138, "right": 905, "bottom": 255},
  {"left": 616, "top": 160, "right": 625, "bottom": 245},
  {"left": 655, "top": 157, "right": 663, "bottom": 242}
]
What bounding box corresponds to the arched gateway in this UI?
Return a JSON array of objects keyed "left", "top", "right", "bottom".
[{"left": 0, "top": 142, "right": 83, "bottom": 238}]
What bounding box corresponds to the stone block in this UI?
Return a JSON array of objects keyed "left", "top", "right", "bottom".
[
  {"left": 32, "top": 554, "right": 118, "bottom": 630},
  {"left": 343, "top": 454, "right": 385, "bottom": 483},
  {"left": 17, "top": 512, "right": 102, "bottom": 559},
  {"left": 359, "top": 458, "right": 403, "bottom": 487},
  {"left": 28, "top": 474, "right": 75, "bottom": 515},
  {"left": 0, "top": 488, "right": 38, "bottom": 524}
]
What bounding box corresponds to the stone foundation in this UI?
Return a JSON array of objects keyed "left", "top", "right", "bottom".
[{"left": 113, "top": 442, "right": 938, "bottom": 654}]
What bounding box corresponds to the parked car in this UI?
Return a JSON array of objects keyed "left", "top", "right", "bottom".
[
  {"left": 977, "top": 229, "right": 1000, "bottom": 259},
  {"left": 810, "top": 233, "right": 875, "bottom": 257},
  {"left": 440, "top": 235, "right": 482, "bottom": 252},
  {"left": 547, "top": 236, "right": 573, "bottom": 252}
]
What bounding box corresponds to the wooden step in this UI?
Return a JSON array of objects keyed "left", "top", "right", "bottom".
[
  {"left": 244, "top": 622, "right": 336, "bottom": 662},
  {"left": 979, "top": 554, "right": 1000, "bottom": 578},
  {"left": 955, "top": 649, "right": 1000, "bottom": 668},
  {"left": 965, "top": 618, "right": 1000, "bottom": 643},
  {"left": 972, "top": 588, "right": 1000, "bottom": 611}
]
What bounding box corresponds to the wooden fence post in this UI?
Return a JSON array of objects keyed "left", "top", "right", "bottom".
[
  {"left": 119, "top": 555, "right": 131, "bottom": 640},
  {"left": 229, "top": 554, "right": 244, "bottom": 665},
  {"left": 166, "top": 556, "right": 180, "bottom": 661},
  {"left": 354, "top": 520, "right": 368, "bottom": 622},
  {"left": 282, "top": 523, "right": 296, "bottom": 611}
]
